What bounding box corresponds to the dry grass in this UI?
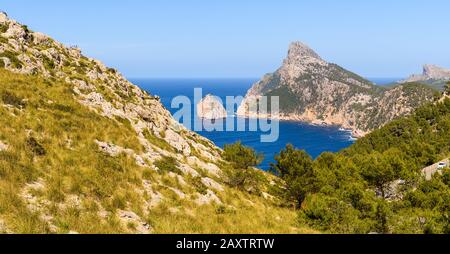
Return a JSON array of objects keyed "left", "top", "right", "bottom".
[{"left": 0, "top": 68, "right": 314, "bottom": 234}]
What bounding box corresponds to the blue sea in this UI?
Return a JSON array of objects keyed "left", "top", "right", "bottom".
[{"left": 131, "top": 78, "right": 395, "bottom": 170}]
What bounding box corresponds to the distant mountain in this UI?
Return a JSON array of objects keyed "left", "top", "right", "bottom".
[
  {"left": 399, "top": 64, "right": 450, "bottom": 90},
  {"left": 237, "top": 42, "right": 438, "bottom": 137}
]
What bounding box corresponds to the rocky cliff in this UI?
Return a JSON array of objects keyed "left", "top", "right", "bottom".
[
  {"left": 400, "top": 64, "right": 450, "bottom": 90},
  {"left": 0, "top": 12, "right": 308, "bottom": 234},
  {"left": 237, "top": 42, "right": 437, "bottom": 137},
  {"left": 197, "top": 94, "right": 227, "bottom": 119}
]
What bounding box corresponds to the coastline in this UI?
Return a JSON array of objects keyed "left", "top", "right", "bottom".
[{"left": 234, "top": 112, "right": 362, "bottom": 140}]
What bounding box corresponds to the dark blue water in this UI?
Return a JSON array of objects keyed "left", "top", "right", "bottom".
[
  {"left": 131, "top": 78, "right": 355, "bottom": 170},
  {"left": 369, "top": 78, "right": 401, "bottom": 86}
]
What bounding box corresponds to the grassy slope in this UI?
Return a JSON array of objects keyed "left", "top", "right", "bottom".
[{"left": 0, "top": 68, "right": 314, "bottom": 234}]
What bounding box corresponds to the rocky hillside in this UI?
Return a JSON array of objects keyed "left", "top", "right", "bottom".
[
  {"left": 237, "top": 42, "right": 438, "bottom": 137},
  {"left": 0, "top": 12, "right": 312, "bottom": 234},
  {"left": 399, "top": 64, "right": 450, "bottom": 90}
]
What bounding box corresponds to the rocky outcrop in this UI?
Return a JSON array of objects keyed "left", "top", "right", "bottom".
[
  {"left": 197, "top": 94, "right": 227, "bottom": 119},
  {"left": 0, "top": 141, "right": 8, "bottom": 151},
  {"left": 399, "top": 64, "right": 450, "bottom": 91},
  {"left": 238, "top": 42, "right": 437, "bottom": 137},
  {"left": 401, "top": 64, "right": 450, "bottom": 83}
]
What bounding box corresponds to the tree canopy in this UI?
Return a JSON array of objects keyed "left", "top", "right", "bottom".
[{"left": 271, "top": 98, "right": 450, "bottom": 233}]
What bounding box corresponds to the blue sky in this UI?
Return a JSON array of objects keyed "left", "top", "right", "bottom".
[{"left": 2, "top": 0, "right": 450, "bottom": 78}]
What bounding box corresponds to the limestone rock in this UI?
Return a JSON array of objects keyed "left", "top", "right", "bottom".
[
  {"left": 0, "top": 12, "right": 8, "bottom": 23},
  {"left": 117, "top": 210, "right": 152, "bottom": 234},
  {"left": 0, "top": 141, "right": 8, "bottom": 151},
  {"left": 164, "top": 129, "right": 191, "bottom": 156},
  {"left": 197, "top": 94, "right": 227, "bottom": 120},
  {"left": 201, "top": 177, "right": 224, "bottom": 192},
  {"left": 401, "top": 64, "right": 450, "bottom": 83},
  {"left": 195, "top": 190, "right": 222, "bottom": 205}
]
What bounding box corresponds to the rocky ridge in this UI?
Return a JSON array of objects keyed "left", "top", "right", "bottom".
[
  {"left": 399, "top": 64, "right": 450, "bottom": 91},
  {"left": 238, "top": 42, "right": 437, "bottom": 137},
  {"left": 401, "top": 64, "right": 450, "bottom": 83}
]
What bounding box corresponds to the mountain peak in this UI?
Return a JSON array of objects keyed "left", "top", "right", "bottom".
[
  {"left": 401, "top": 64, "right": 450, "bottom": 84},
  {"left": 287, "top": 41, "right": 322, "bottom": 61},
  {"left": 0, "top": 11, "right": 9, "bottom": 23},
  {"left": 423, "top": 64, "right": 450, "bottom": 79}
]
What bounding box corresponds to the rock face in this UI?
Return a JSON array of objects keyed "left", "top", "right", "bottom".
[
  {"left": 197, "top": 94, "right": 227, "bottom": 119},
  {"left": 400, "top": 64, "right": 450, "bottom": 90},
  {"left": 0, "top": 141, "right": 8, "bottom": 151},
  {"left": 238, "top": 42, "right": 437, "bottom": 137}
]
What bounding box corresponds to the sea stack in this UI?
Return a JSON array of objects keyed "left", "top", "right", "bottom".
[{"left": 197, "top": 94, "right": 227, "bottom": 120}]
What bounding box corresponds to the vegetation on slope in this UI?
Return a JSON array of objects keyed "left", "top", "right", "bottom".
[
  {"left": 270, "top": 97, "right": 450, "bottom": 234},
  {"left": 0, "top": 68, "right": 314, "bottom": 234}
]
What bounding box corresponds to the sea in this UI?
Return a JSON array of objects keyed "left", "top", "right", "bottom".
[{"left": 131, "top": 78, "right": 399, "bottom": 170}]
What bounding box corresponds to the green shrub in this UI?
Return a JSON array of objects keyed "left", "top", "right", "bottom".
[
  {"left": 0, "top": 50, "right": 22, "bottom": 69},
  {"left": 26, "top": 137, "right": 46, "bottom": 156},
  {"left": 223, "top": 142, "right": 265, "bottom": 193},
  {"left": 0, "top": 35, "right": 8, "bottom": 44},
  {"left": 190, "top": 176, "right": 207, "bottom": 195},
  {"left": 223, "top": 141, "right": 263, "bottom": 169},
  {"left": 154, "top": 156, "right": 180, "bottom": 174},
  {"left": 299, "top": 193, "right": 369, "bottom": 233},
  {"left": 0, "top": 24, "right": 8, "bottom": 33},
  {"left": 42, "top": 55, "right": 56, "bottom": 71},
  {"left": 143, "top": 129, "right": 174, "bottom": 152},
  {"left": 1, "top": 91, "right": 26, "bottom": 108},
  {"left": 270, "top": 144, "right": 315, "bottom": 207},
  {"left": 225, "top": 167, "right": 264, "bottom": 194},
  {"left": 445, "top": 81, "right": 450, "bottom": 95},
  {"left": 52, "top": 103, "right": 74, "bottom": 113}
]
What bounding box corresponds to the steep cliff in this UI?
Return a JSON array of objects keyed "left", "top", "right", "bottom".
[
  {"left": 238, "top": 42, "right": 437, "bottom": 137},
  {"left": 400, "top": 64, "right": 450, "bottom": 90}
]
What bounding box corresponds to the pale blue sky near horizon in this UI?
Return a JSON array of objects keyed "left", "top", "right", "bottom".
[{"left": 2, "top": 0, "right": 449, "bottom": 78}]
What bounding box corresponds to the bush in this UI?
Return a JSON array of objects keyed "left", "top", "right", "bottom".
[
  {"left": 445, "top": 82, "right": 450, "bottom": 95},
  {"left": 52, "top": 103, "right": 74, "bottom": 113},
  {"left": 143, "top": 129, "right": 175, "bottom": 153},
  {"left": 223, "top": 141, "right": 263, "bottom": 169},
  {"left": 190, "top": 176, "right": 208, "bottom": 195},
  {"left": 1, "top": 91, "right": 26, "bottom": 108},
  {"left": 0, "top": 24, "right": 8, "bottom": 33},
  {"left": 270, "top": 144, "right": 315, "bottom": 207},
  {"left": 26, "top": 137, "right": 46, "bottom": 156},
  {"left": 42, "top": 55, "right": 56, "bottom": 71},
  {"left": 226, "top": 167, "right": 265, "bottom": 194},
  {"left": 154, "top": 156, "right": 180, "bottom": 174},
  {"left": 0, "top": 35, "right": 7, "bottom": 44},
  {"left": 299, "top": 193, "right": 369, "bottom": 233},
  {"left": 223, "top": 142, "right": 264, "bottom": 193},
  {"left": 0, "top": 50, "right": 22, "bottom": 69}
]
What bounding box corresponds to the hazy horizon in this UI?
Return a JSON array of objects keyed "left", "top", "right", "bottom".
[{"left": 2, "top": 0, "right": 450, "bottom": 78}]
